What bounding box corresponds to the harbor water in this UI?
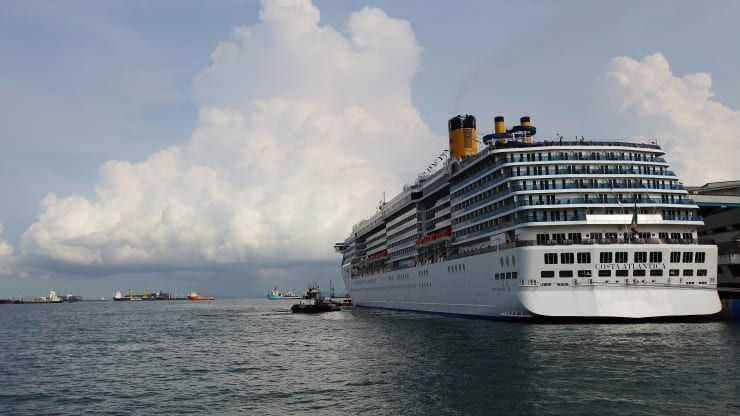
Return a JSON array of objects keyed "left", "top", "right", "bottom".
[{"left": 1, "top": 299, "right": 738, "bottom": 415}]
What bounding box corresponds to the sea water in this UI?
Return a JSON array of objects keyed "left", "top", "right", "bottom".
[{"left": 1, "top": 299, "right": 738, "bottom": 415}]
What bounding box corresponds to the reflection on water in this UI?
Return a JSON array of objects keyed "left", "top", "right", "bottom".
[{"left": 0, "top": 300, "right": 738, "bottom": 415}]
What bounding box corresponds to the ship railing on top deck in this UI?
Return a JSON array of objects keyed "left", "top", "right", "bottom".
[
  {"left": 504, "top": 154, "right": 667, "bottom": 163},
  {"left": 456, "top": 137, "right": 661, "bottom": 172},
  {"left": 493, "top": 139, "right": 662, "bottom": 150}
]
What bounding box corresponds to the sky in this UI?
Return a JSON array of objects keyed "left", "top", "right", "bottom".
[{"left": 1, "top": 0, "right": 739, "bottom": 298}]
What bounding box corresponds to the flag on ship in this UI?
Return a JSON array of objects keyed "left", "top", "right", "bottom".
[{"left": 630, "top": 201, "right": 639, "bottom": 235}]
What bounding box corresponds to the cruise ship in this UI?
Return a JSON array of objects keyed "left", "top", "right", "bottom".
[{"left": 334, "top": 114, "right": 721, "bottom": 319}]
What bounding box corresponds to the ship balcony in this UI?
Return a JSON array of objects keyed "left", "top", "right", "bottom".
[
  {"left": 453, "top": 158, "right": 672, "bottom": 192},
  {"left": 453, "top": 197, "right": 697, "bottom": 221},
  {"left": 465, "top": 194, "right": 693, "bottom": 216},
  {"left": 386, "top": 228, "right": 419, "bottom": 245},
  {"left": 508, "top": 169, "right": 676, "bottom": 180},
  {"left": 452, "top": 180, "right": 685, "bottom": 207},
  {"left": 452, "top": 213, "right": 703, "bottom": 244},
  {"left": 455, "top": 140, "right": 664, "bottom": 178},
  {"left": 506, "top": 154, "right": 667, "bottom": 163},
  {"left": 452, "top": 168, "right": 679, "bottom": 201}
]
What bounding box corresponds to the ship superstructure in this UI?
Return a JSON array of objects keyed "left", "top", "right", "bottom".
[{"left": 334, "top": 114, "right": 721, "bottom": 319}]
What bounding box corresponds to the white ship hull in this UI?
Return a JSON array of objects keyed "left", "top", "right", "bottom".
[{"left": 344, "top": 245, "right": 721, "bottom": 319}]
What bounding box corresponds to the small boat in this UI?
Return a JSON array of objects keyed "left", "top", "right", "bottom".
[
  {"left": 328, "top": 281, "right": 353, "bottom": 308},
  {"left": 187, "top": 291, "right": 215, "bottom": 301},
  {"left": 291, "top": 284, "right": 340, "bottom": 313},
  {"left": 267, "top": 287, "right": 300, "bottom": 300},
  {"left": 330, "top": 293, "right": 354, "bottom": 308}
]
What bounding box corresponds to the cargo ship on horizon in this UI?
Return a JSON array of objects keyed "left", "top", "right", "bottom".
[
  {"left": 267, "top": 287, "right": 300, "bottom": 300},
  {"left": 113, "top": 286, "right": 184, "bottom": 301},
  {"left": 187, "top": 291, "right": 215, "bottom": 301}
]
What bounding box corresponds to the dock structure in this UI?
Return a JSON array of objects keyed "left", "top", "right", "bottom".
[{"left": 688, "top": 180, "right": 740, "bottom": 321}]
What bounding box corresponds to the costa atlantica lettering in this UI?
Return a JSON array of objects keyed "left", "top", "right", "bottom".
[{"left": 594, "top": 263, "right": 666, "bottom": 270}]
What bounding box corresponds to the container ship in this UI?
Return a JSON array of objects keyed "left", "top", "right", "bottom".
[{"left": 334, "top": 114, "right": 721, "bottom": 320}]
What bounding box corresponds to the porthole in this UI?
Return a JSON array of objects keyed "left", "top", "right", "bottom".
[
  {"left": 512, "top": 256, "right": 516, "bottom": 266},
  {"left": 500, "top": 258, "right": 504, "bottom": 267},
  {"left": 506, "top": 256, "right": 510, "bottom": 266}
]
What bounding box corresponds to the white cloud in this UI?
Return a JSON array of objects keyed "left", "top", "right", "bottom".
[
  {"left": 18, "top": 0, "right": 437, "bottom": 274},
  {"left": 0, "top": 224, "right": 14, "bottom": 276},
  {"left": 602, "top": 52, "right": 740, "bottom": 185}
]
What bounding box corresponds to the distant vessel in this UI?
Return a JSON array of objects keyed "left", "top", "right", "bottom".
[
  {"left": 267, "top": 287, "right": 300, "bottom": 300},
  {"left": 39, "top": 290, "right": 62, "bottom": 303},
  {"left": 62, "top": 292, "right": 82, "bottom": 302},
  {"left": 114, "top": 286, "right": 181, "bottom": 301},
  {"left": 335, "top": 114, "right": 720, "bottom": 320},
  {"left": 187, "top": 291, "right": 215, "bottom": 301}
]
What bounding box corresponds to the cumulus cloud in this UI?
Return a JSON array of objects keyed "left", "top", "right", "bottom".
[
  {"left": 0, "top": 224, "right": 14, "bottom": 276},
  {"left": 602, "top": 52, "right": 739, "bottom": 185},
  {"left": 18, "top": 0, "right": 436, "bottom": 275}
]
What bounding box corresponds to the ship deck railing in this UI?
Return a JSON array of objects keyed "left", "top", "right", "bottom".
[
  {"left": 455, "top": 197, "right": 696, "bottom": 223},
  {"left": 453, "top": 162, "right": 676, "bottom": 194},
  {"left": 453, "top": 180, "right": 685, "bottom": 205},
  {"left": 456, "top": 138, "right": 662, "bottom": 175},
  {"left": 494, "top": 139, "right": 662, "bottom": 151},
  {"left": 452, "top": 214, "right": 703, "bottom": 245}
]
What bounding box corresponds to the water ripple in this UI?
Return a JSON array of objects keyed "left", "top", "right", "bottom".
[{"left": 0, "top": 300, "right": 738, "bottom": 415}]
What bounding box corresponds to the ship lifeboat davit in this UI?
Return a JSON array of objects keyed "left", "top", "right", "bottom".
[{"left": 187, "top": 291, "right": 215, "bottom": 301}]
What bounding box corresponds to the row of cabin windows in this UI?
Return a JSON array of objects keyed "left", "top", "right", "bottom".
[
  {"left": 509, "top": 151, "right": 657, "bottom": 162},
  {"left": 537, "top": 232, "right": 693, "bottom": 243},
  {"left": 600, "top": 251, "right": 705, "bottom": 263},
  {"left": 547, "top": 251, "right": 707, "bottom": 265},
  {"left": 542, "top": 269, "right": 707, "bottom": 278},
  {"left": 386, "top": 212, "right": 417, "bottom": 232},
  {"left": 386, "top": 223, "right": 419, "bottom": 242},
  {"left": 541, "top": 270, "right": 591, "bottom": 278},
  {"left": 537, "top": 233, "right": 582, "bottom": 243},
  {"left": 389, "top": 246, "right": 415, "bottom": 258},
  {"left": 494, "top": 272, "right": 518, "bottom": 280},
  {"left": 544, "top": 252, "right": 591, "bottom": 264},
  {"left": 658, "top": 232, "right": 694, "bottom": 240},
  {"left": 513, "top": 164, "right": 664, "bottom": 176},
  {"left": 387, "top": 234, "right": 418, "bottom": 249}
]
